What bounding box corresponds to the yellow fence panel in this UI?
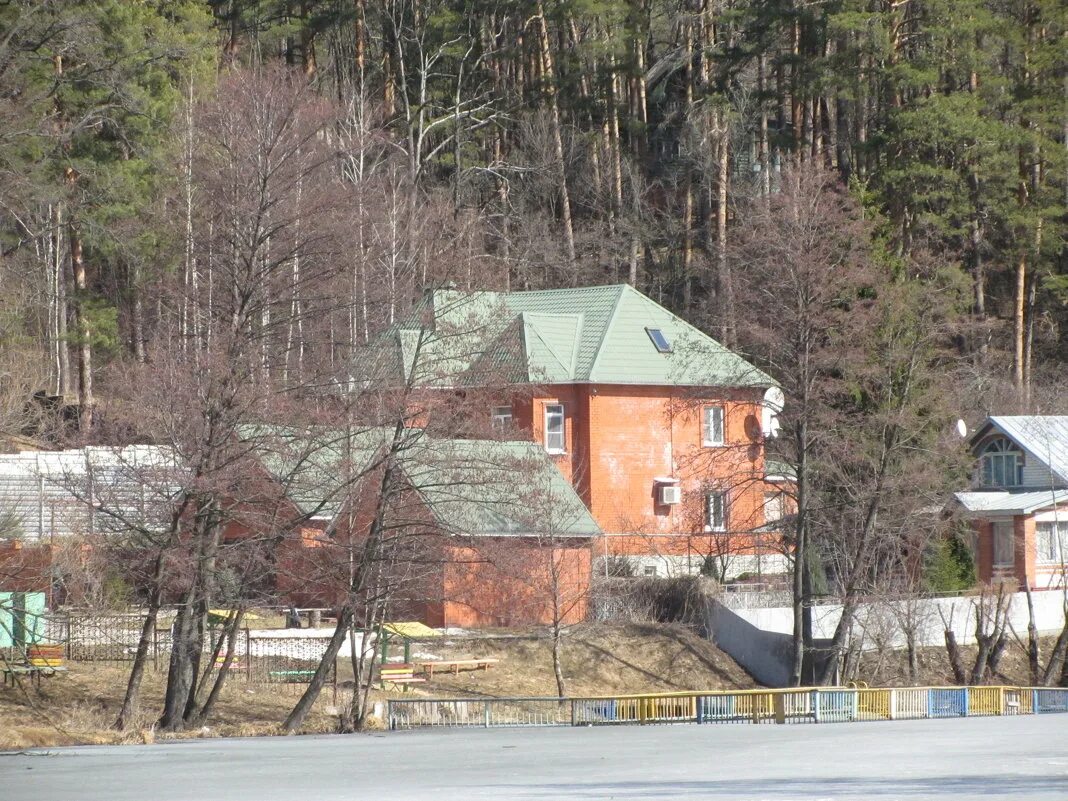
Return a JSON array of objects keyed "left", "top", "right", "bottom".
[
  {"left": 856, "top": 689, "right": 891, "bottom": 720},
  {"left": 735, "top": 692, "right": 775, "bottom": 722},
  {"left": 968, "top": 687, "right": 1004, "bottom": 716}
]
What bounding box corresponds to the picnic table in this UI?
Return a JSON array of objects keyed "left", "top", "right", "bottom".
[{"left": 417, "top": 658, "right": 499, "bottom": 678}]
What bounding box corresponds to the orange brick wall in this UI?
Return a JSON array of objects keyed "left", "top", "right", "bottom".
[
  {"left": 441, "top": 538, "right": 591, "bottom": 628},
  {"left": 503, "top": 384, "right": 776, "bottom": 563},
  {"left": 973, "top": 515, "right": 1046, "bottom": 589}
]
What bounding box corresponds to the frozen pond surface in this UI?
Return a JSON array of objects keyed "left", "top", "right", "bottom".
[{"left": 2, "top": 714, "right": 1066, "bottom": 800}]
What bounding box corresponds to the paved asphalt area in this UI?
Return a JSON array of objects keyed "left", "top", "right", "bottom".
[{"left": 1, "top": 715, "right": 1066, "bottom": 800}]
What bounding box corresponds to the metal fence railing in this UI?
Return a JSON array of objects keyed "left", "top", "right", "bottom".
[
  {"left": 387, "top": 685, "right": 1068, "bottom": 731},
  {"left": 1, "top": 608, "right": 340, "bottom": 686}
]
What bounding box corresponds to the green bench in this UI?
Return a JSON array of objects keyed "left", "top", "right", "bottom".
[{"left": 269, "top": 669, "right": 317, "bottom": 683}]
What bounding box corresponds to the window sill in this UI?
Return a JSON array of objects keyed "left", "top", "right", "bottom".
[
  {"left": 702, "top": 442, "right": 726, "bottom": 448},
  {"left": 703, "top": 526, "right": 727, "bottom": 533},
  {"left": 546, "top": 449, "right": 567, "bottom": 456}
]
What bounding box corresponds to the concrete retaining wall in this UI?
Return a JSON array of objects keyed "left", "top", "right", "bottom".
[{"left": 728, "top": 589, "right": 1067, "bottom": 651}]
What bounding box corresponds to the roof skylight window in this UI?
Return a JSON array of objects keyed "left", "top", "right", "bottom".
[{"left": 646, "top": 327, "right": 672, "bottom": 353}]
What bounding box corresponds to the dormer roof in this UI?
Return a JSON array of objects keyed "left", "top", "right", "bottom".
[{"left": 971, "top": 416, "right": 1068, "bottom": 487}]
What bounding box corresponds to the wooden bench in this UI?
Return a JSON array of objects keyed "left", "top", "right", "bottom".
[
  {"left": 28, "top": 644, "right": 66, "bottom": 669},
  {"left": 379, "top": 663, "right": 426, "bottom": 691},
  {"left": 417, "top": 658, "right": 499, "bottom": 678},
  {"left": 2, "top": 644, "right": 67, "bottom": 688},
  {"left": 214, "top": 654, "right": 248, "bottom": 672}
]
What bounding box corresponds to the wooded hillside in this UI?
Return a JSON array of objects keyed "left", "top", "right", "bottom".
[{"left": 0, "top": 0, "right": 1064, "bottom": 429}]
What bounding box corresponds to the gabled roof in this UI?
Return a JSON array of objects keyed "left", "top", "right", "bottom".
[
  {"left": 244, "top": 426, "right": 600, "bottom": 538},
  {"left": 362, "top": 284, "right": 775, "bottom": 389},
  {"left": 972, "top": 416, "right": 1068, "bottom": 486}
]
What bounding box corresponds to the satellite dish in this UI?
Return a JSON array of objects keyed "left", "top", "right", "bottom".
[
  {"left": 956, "top": 419, "right": 968, "bottom": 439},
  {"left": 761, "top": 387, "right": 785, "bottom": 438},
  {"left": 763, "top": 386, "right": 785, "bottom": 413}
]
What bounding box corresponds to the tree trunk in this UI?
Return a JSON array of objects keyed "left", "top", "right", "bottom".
[
  {"left": 790, "top": 420, "right": 803, "bottom": 692},
  {"left": 191, "top": 609, "right": 246, "bottom": 726},
  {"left": 535, "top": 2, "right": 576, "bottom": 264},
  {"left": 552, "top": 622, "right": 566, "bottom": 698},
  {"left": 160, "top": 598, "right": 199, "bottom": 731},
  {"left": 1012, "top": 252, "right": 1026, "bottom": 395},
  {"left": 54, "top": 204, "right": 71, "bottom": 397},
  {"left": 716, "top": 121, "right": 734, "bottom": 346},
  {"left": 115, "top": 588, "right": 162, "bottom": 730},
  {"left": 67, "top": 219, "right": 93, "bottom": 431},
  {"left": 944, "top": 627, "right": 967, "bottom": 685},
  {"left": 1024, "top": 582, "right": 1042, "bottom": 684},
  {"left": 1042, "top": 606, "right": 1068, "bottom": 685},
  {"left": 284, "top": 420, "right": 408, "bottom": 734},
  {"left": 131, "top": 262, "right": 146, "bottom": 363}
]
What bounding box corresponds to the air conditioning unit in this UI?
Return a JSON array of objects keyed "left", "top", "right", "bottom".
[{"left": 659, "top": 484, "right": 682, "bottom": 505}]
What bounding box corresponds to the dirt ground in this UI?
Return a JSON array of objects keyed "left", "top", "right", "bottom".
[{"left": 0, "top": 623, "right": 754, "bottom": 748}]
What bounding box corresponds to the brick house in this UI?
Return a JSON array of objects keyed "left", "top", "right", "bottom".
[
  {"left": 249, "top": 428, "right": 600, "bottom": 628},
  {"left": 952, "top": 416, "right": 1068, "bottom": 590},
  {"left": 368, "top": 284, "right": 787, "bottom": 580}
]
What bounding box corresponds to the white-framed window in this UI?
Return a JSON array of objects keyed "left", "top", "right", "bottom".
[
  {"left": 993, "top": 522, "right": 1015, "bottom": 568},
  {"left": 702, "top": 405, "right": 725, "bottom": 447},
  {"left": 544, "top": 403, "right": 565, "bottom": 453},
  {"left": 980, "top": 438, "right": 1023, "bottom": 488},
  {"left": 491, "top": 405, "right": 513, "bottom": 429},
  {"left": 1036, "top": 522, "right": 1068, "bottom": 565},
  {"left": 706, "top": 491, "right": 727, "bottom": 531},
  {"left": 643, "top": 565, "right": 658, "bottom": 577},
  {"left": 764, "top": 491, "right": 784, "bottom": 523}
]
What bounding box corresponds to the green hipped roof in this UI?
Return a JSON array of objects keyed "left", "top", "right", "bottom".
[
  {"left": 241, "top": 425, "right": 600, "bottom": 538},
  {"left": 363, "top": 284, "right": 775, "bottom": 389}
]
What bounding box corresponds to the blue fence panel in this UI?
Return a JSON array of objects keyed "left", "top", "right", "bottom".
[
  {"left": 1034, "top": 689, "right": 1068, "bottom": 714},
  {"left": 574, "top": 699, "right": 617, "bottom": 724},
  {"left": 697, "top": 694, "right": 737, "bottom": 723},
  {"left": 816, "top": 690, "right": 855, "bottom": 723},
  {"left": 929, "top": 688, "right": 967, "bottom": 718}
]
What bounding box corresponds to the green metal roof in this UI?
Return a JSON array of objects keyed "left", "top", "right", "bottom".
[
  {"left": 241, "top": 425, "right": 600, "bottom": 538},
  {"left": 399, "top": 438, "right": 601, "bottom": 537},
  {"left": 362, "top": 284, "right": 775, "bottom": 389}
]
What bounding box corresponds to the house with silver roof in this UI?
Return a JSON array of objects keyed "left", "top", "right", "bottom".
[
  {"left": 360, "top": 284, "right": 787, "bottom": 581},
  {"left": 951, "top": 416, "right": 1068, "bottom": 590}
]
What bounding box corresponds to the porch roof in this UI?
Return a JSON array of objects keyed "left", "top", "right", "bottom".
[{"left": 952, "top": 490, "right": 1068, "bottom": 516}]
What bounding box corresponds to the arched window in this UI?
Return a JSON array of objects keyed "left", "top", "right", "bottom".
[{"left": 981, "top": 438, "right": 1023, "bottom": 488}]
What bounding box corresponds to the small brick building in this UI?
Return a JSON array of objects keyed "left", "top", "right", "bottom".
[{"left": 249, "top": 428, "right": 600, "bottom": 628}]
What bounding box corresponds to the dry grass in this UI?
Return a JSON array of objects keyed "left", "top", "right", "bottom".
[
  {"left": 0, "top": 661, "right": 340, "bottom": 749},
  {"left": 854, "top": 635, "right": 1066, "bottom": 687},
  {"left": 388, "top": 622, "right": 755, "bottom": 698},
  {"left": 1, "top": 623, "right": 754, "bottom": 747}
]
